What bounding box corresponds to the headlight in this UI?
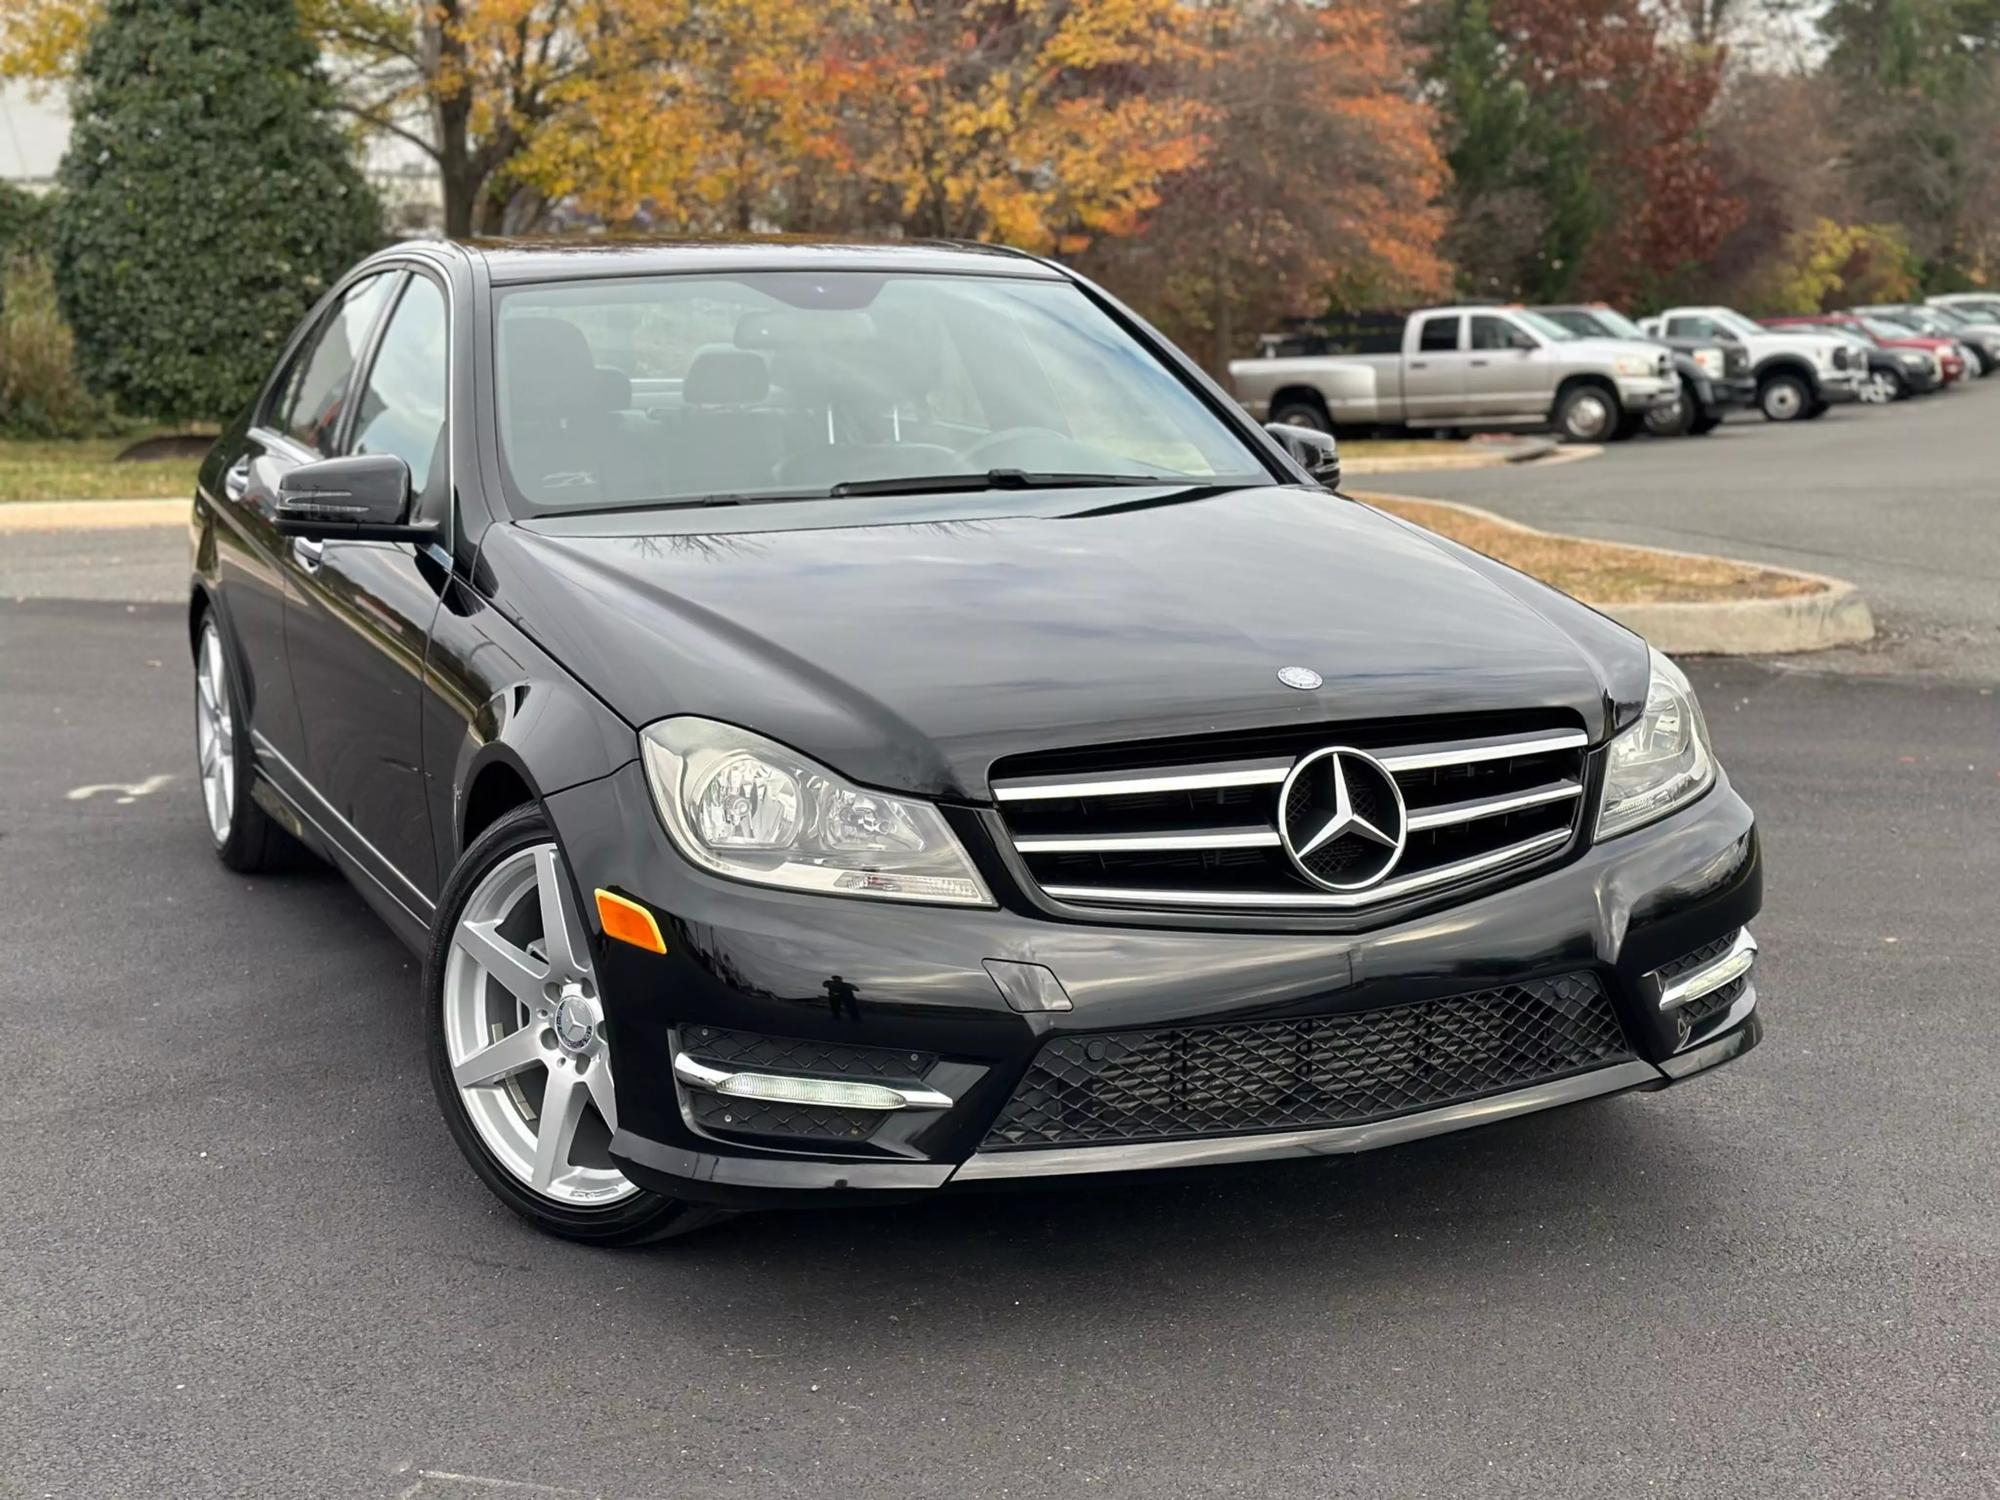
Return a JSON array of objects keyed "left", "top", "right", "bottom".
[
  {"left": 1595, "top": 650, "right": 1716, "bottom": 840},
  {"left": 1693, "top": 348, "right": 1724, "bottom": 377},
  {"left": 640, "top": 717, "right": 993, "bottom": 906},
  {"left": 1613, "top": 354, "right": 1656, "bottom": 377},
  {"left": 1898, "top": 351, "right": 1927, "bottom": 369}
]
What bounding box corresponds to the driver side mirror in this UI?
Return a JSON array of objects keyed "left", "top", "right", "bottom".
[
  {"left": 276, "top": 454, "right": 432, "bottom": 541},
  {"left": 1265, "top": 422, "right": 1341, "bottom": 490}
]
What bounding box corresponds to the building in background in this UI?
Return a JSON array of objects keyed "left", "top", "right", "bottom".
[
  {"left": 0, "top": 83, "right": 65, "bottom": 190},
  {"left": 1, "top": 79, "right": 439, "bottom": 228}
]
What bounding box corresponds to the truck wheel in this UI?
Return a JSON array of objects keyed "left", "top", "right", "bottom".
[
  {"left": 1270, "top": 395, "right": 1332, "bottom": 434},
  {"left": 1643, "top": 380, "right": 1696, "bottom": 437},
  {"left": 1553, "top": 383, "right": 1618, "bottom": 443},
  {"left": 1758, "top": 373, "right": 1809, "bottom": 422}
]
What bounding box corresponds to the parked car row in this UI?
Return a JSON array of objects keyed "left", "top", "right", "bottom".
[{"left": 1229, "top": 294, "right": 1996, "bottom": 444}]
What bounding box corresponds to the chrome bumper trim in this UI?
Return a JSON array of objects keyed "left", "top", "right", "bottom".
[
  {"left": 671, "top": 1054, "right": 954, "bottom": 1112},
  {"left": 1658, "top": 927, "right": 1758, "bottom": 1012},
  {"left": 949, "top": 1059, "right": 1661, "bottom": 1182},
  {"left": 1040, "top": 826, "right": 1570, "bottom": 910},
  {"left": 1660, "top": 987, "right": 1759, "bottom": 1078}
]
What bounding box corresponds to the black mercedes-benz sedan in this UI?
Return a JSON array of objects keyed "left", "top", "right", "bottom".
[{"left": 188, "top": 238, "right": 1762, "bottom": 1244}]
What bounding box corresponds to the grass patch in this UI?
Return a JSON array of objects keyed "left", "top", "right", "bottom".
[
  {"left": 1363, "top": 493, "right": 1823, "bottom": 605},
  {"left": 1338, "top": 438, "right": 1481, "bottom": 459},
  {"left": 0, "top": 437, "right": 202, "bottom": 501}
]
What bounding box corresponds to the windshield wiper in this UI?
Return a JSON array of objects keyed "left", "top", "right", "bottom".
[{"left": 827, "top": 469, "right": 1173, "bottom": 499}]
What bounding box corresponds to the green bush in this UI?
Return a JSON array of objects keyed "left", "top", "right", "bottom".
[
  {"left": 0, "top": 253, "right": 110, "bottom": 438},
  {"left": 52, "top": 0, "right": 382, "bottom": 425}
]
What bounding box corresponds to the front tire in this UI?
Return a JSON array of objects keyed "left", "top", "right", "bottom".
[
  {"left": 1758, "top": 372, "right": 1810, "bottom": 422},
  {"left": 1643, "top": 379, "right": 1697, "bottom": 437},
  {"left": 194, "top": 612, "right": 301, "bottom": 873},
  {"left": 1554, "top": 382, "right": 1619, "bottom": 443},
  {"left": 425, "top": 803, "right": 718, "bottom": 1246}
]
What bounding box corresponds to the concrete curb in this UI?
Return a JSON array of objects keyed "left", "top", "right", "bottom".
[
  {"left": 0, "top": 498, "right": 189, "bottom": 532},
  {"left": 1350, "top": 490, "right": 1876, "bottom": 657},
  {"left": 1343, "top": 437, "right": 1591, "bottom": 475}
]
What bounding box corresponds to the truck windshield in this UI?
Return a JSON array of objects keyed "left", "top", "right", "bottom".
[
  {"left": 1710, "top": 309, "right": 1769, "bottom": 339},
  {"left": 1584, "top": 308, "right": 1650, "bottom": 341},
  {"left": 1514, "top": 310, "right": 1577, "bottom": 342},
  {"left": 492, "top": 272, "right": 1270, "bottom": 514}
]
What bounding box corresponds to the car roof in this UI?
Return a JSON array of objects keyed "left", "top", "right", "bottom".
[{"left": 386, "top": 235, "right": 1070, "bottom": 286}]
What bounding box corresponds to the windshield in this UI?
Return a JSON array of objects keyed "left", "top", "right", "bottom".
[
  {"left": 1514, "top": 310, "right": 1577, "bottom": 342},
  {"left": 1709, "top": 308, "right": 1767, "bottom": 339},
  {"left": 1586, "top": 308, "right": 1651, "bottom": 340},
  {"left": 492, "top": 272, "right": 1269, "bottom": 513},
  {"left": 1860, "top": 316, "right": 1919, "bottom": 341}
]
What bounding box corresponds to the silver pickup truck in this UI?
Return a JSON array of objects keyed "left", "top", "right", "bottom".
[{"left": 1228, "top": 305, "right": 1678, "bottom": 443}]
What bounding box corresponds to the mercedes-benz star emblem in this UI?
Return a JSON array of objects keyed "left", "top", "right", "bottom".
[
  {"left": 1277, "top": 746, "right": 1407, "bottom": 891},
  {"left": 1277, "top": 666, "right": 1323, "bottom": 691}
]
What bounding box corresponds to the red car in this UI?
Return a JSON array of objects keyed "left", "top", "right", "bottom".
[{"left": 1765, "top": 312, "right": 1964, "bottom": 390}]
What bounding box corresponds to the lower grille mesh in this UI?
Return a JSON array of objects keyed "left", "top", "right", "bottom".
[{"left": 983, "top": 973, "right": 1631, "bottom": 1150}]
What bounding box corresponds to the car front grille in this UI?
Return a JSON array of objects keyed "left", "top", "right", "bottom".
[
  {"left": 982, "top": 973, "right": 1631, "bottom": 1150},
  {"left": 991, "top": 714, "right": 1590, "bottom": 918}
]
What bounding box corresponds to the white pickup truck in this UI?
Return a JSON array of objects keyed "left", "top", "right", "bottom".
[
  {"left": 1227, "top": 304, "right": 1678, "bottom": 443},
  {"left": 1641, "top": 306, "right": 1862, "bottom": 421}
]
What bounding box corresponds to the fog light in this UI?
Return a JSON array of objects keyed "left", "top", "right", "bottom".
[{"left": 672, "top": 1053, "right": 953, "bottom": 1111}]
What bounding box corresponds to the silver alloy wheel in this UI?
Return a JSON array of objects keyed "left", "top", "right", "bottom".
[
  {"left": 1566, "top": 390, "right": 1613, "bottom": 440},
  {"left": 1763, "top": 381, "right": 1804, "bottom": 420},
  {"left": 1864, "top": 372, "right": 1896, "bottom": 404},
  {"left": 195, "top": 621, "right": 235, "bottom": 843},
  {"left": 442, "top": 843, "right": 638, "bottom": 1206}
]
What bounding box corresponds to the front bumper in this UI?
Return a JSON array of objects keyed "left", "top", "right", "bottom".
[
  {"left": 550, "top": 763, "right": 1763, "bottom": 1209},
  {"left": 1706, "top": 375, "right": 1757, "bottom": 410},
  {"left": 1615, "top": 374, "right": 1681, "bottom": 411},
  {"left": 1817, "top": 368, "right": 1863, "bottom": 402}
]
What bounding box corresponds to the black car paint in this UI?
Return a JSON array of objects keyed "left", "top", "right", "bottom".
[{"left": 191, "top": 239, "right": 1761, "bottom": 1208}]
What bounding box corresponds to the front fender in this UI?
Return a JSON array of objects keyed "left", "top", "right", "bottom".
[{"left": 424, "top": 574, "right": 639, "bottom": 876}]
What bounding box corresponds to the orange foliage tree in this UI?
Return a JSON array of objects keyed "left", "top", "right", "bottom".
[
  {"left": 525, "top": 0, "right": 1209, "bottom": 254},
  {"left": 1080, "top": 0, "right": 1452, "bottom": 372}
]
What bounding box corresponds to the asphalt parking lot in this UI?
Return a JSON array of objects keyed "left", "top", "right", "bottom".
[
  {"left": 3, "top": 397, "right": 1998, "bottom": 1498},
  {"left": 1372, "top": 384, "right": 2000, "bottom": 681}
]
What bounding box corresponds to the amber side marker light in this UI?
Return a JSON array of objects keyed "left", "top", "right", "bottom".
[{"left": 595, "top": 888, "right": 667, "bottom": 954}]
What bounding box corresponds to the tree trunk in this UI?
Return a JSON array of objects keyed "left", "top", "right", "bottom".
[{"left": 432, "top": 0, "right": 478, "bottom": 236}]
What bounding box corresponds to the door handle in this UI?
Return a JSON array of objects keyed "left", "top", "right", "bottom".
[
  {"left": 1470, "top": 358, "right": 1490, "bottom": 367},
  {"left": 1410, "top": 360, "right": 1428, "bottom": 369},
  {"left": 291, "top": 537, "right": 325, "bottom": 573},
  {"left": 224, "top": 456, "right": 251, "bottom": 502}
]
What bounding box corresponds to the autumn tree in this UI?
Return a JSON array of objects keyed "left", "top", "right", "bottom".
[
  {"left": 1082, "top": 0, "right": 1451, "bottom": 371},
  {"left": 1430, "top": 0, "right": 1741, "bottom": 304},
  {"left": 3, "top": 0, "right": 698, "bottom": 236}
]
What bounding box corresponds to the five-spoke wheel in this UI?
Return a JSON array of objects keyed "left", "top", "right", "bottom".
[
  {"left": 442, "top": 841, "right": 636, "bottom": 1206},
  {"left": 425, "top": 805, "right": 714, "bottom": 1245}
]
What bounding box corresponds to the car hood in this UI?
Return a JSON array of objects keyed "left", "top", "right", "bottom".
[
  {"left": 489, "top": 485, "right": 1648, "bottom": 799},
  {"left": 1556, "top": 336, "right": 1668, "bottom": 363}
]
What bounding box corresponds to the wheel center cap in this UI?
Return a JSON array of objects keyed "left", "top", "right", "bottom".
[{"left": 552, "top": 988, "right": 599, "bottom": 1052}]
